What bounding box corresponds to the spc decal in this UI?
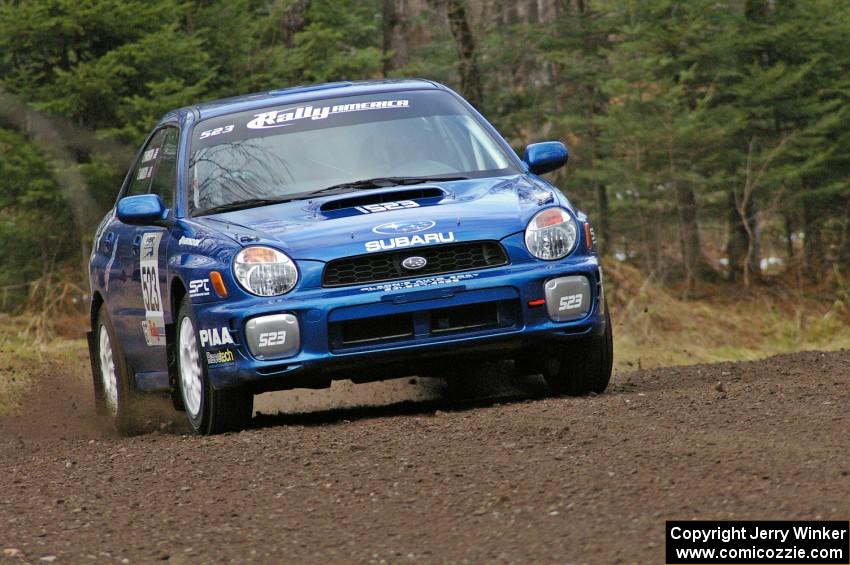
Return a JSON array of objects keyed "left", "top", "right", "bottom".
[
  {"left": 364, "top": 232, "right": 454, "bottom": 253},
  {"left": 199, "top": 327, "right": 234, "bottom": 348},
  {"left": 189, "top": 279, "right": 211, "bottom": 298},
  {"left": 354, "top": 201, "right": 420, "bottom": 214},
  {"left": 205, "top": 349, "right": 236, "bottom": 365},
  {"left": 247, "top": 99, "right": 409, "bottom": 130},
  {"left": 359, "top": 273, "right": 478, "bottom": 293},
  {"left": 140, "top": 232, "right": 166, "bottom": 346}
]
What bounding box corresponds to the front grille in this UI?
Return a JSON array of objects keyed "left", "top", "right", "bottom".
[
  {"left": 322, "top": 241, "right": 509, "bottom": 287},
  {"left": 336, "top": 314, "right": 414, "bottom": 347},
  {"left": 329, "top": 299, "right": 519, "bottom": 351}
]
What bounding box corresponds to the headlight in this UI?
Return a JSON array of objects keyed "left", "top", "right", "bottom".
[
  {"left": 525, "top": 208, "right": 577, "bottom": 260},
  {"left": 233, "top": 246, "right": 298, "bottom": 296}
]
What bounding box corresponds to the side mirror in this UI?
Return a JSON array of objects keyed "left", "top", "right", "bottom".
[
  {"left": 523, "top": 141, "right": 569, "bottom": 175},
  {"left": 117, "top": 194, "right": 169, "bottom": 225}
]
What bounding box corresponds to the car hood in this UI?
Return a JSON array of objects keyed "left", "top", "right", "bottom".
[{"left": 191, "top": 174, "right": 568, "bottom": 262}]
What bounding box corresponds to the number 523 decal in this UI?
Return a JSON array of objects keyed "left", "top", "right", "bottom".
[
  {"left": 354, "top": 200, "right": 420, "bottom": 214},
  {"left": 199, "top": 125, "right": 234, "bottom": 139},
  {"left": 559, "top": 294, "right": 583, "bottom": 311}
]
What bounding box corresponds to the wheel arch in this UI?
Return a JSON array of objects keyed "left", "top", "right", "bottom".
[
  {"left": 169, "top": 275, "right": 187, "bottom": 321},
  {"left": 167, "top": 275, "right": 188, "bottom": 410},
  {"left": 90, "top": 291, "right": 105, "bottom": 331}
]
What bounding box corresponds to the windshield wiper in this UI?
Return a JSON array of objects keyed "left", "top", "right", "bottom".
[
  {"left": 307, "top": 175, "right": 469, "bottom": 196},
  {"left": 194, "top": 197, "right": 293, "bottom": 216},
  {"left": 194, "top": 176, "right": 470, "bottom": 215}
]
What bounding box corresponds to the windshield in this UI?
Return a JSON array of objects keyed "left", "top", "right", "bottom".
[{"left": 188, "top": 90, "right": 519, "bottom": 215}]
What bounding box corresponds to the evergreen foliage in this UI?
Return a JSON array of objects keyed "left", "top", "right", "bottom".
[{"left": 0, "top": 0, "right": 847, "bottom": 295}]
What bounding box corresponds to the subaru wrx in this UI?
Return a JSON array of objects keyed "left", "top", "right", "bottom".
[{"left": 88, "top": 80, "right": 612, "bottom": 434}]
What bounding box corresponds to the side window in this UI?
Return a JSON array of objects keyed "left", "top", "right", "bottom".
[
  {"left": 125, "top": 127, "right": 178, "bottom": 208},
  {"left": 149, "top": 128, "right": 178, "bottom": 208},
  {"left": 126, "top": 129, "right": 167, "bottom": 199}
]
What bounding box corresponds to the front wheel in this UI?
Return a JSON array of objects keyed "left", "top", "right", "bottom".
[
  {"left": 92, "top": 309, "right": 140, "bottom": 435},
  {"left": 544, "top": 303, "right": 613, "bottom": 396},
  {"left": 176, "top": 297, "right": 252, "bottom": 434}
]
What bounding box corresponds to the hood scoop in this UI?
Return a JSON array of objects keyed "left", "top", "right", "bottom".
[{"left": 320, "top": 187, "right": 446, "bottom": 212}]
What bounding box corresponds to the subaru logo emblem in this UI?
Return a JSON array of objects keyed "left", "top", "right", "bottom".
[
  {"left": 402, "top": 256, "right": 427, "bottom": 270},
  {"left": 373, "top": 220, "right": 436, "bottom": 235}
]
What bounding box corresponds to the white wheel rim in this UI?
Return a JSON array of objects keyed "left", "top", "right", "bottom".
[
  {"left": 98, "top": 325, "right": 119, "bottom": 416},
  {"left": 179, "top": 316, "right": 203, "bottom": 419}
]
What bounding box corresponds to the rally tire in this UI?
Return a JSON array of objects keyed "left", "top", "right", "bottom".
[
  {"left": 92, "top": 308, "right": 140, "bottom": 435},
  {"left": 166, "top": 319, "right": 185, "bottom": 413},
  {"left": 545, "top": 302, "right": 613, "bottom": 396},
  {"left": 176, "top": 297, "right": 252, "bottom": 435},
  {"left": 205, "top": 383, "right": 254, "bottom": 435}
]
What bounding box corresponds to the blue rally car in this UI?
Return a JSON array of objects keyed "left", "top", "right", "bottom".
[{"left": 88, "top": 79, "right": 612, "bottom": 435}]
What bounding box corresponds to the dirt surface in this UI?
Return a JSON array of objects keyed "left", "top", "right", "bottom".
[{"left": 1, "top": 350, "right": 849, "bottom": 564}]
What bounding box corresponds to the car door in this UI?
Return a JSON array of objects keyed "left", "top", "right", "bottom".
[{"left": 110, "top": 126, "right": 180, "bottom": 374}]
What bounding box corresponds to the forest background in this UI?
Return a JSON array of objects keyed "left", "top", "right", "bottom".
[{"left": 1, "top": 0, "right": 849, "bottom": 374}]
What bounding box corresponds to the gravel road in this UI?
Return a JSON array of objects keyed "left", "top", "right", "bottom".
[{"left": 1, "top": 350, "right": 848, "bottom": 564}]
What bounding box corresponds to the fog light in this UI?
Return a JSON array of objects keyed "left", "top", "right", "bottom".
[
  {"left": 544, "top": 276, "right": 591, "bottom": 322},
  {"left": 245, "top": 314, "right": 300, "bottom": 359}
]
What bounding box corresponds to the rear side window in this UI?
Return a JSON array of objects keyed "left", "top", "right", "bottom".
[{"left": 126, "top": 127, "right": 178, "bottom": 208}]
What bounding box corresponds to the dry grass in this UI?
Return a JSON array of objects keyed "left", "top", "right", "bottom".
[
  {"left": 0, "top": 315, "right": 88, "bottom": 417},
  {"left": 0, "top": 272, "right": 89, "bottom": 415},
  {"left": 606, "top": 261, "right": 850, "bottom": 372}
]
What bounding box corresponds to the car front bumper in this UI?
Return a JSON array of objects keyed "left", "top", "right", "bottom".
[{"left": 195, "top": 253, "right": 606, "bottom": 392}]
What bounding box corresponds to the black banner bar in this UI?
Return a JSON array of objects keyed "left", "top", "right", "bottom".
[{"left": 666, "top": 521, "right": 849, "bottom": 564}]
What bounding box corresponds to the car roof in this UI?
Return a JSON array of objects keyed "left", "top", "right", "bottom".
[{"left": 170, "top": 79, "right": 446, "bottom": 124}]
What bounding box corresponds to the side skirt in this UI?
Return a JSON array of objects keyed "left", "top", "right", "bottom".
[{"left": 134, "top": 370, "right": 171, "bottom": 392}]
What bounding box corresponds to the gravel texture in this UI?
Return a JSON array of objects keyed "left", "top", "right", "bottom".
[{"left": 1, "top": 350, "right": 848, "bottom": 563}]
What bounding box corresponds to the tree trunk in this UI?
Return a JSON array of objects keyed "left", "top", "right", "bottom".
[
  {"left": 279, "top": 0, "right": 311, "bottom": 48},
  {"left": 667, "top": 122, "right": 707, "bottom": 290},
  {"left": 784, "top": 212, "right": 795, "bottom": 262},
  {"left": 575, "top": 0, "right": 608, "bottom": 254},
  {"left": 527, "top": 0, "right": 539, "bottom": 24},
  {"left": 747, "top": 196, "right": 761, "bottom": 278},
  {"left": 726, "top": 192, "right": 747, "bottom": 282},
  {"left": 431, "top": 0, "right": 484, "bottom": 109},
  {"left": 802, "top": 197, "right": 824, "bottom": 280},
  {"left": 675, "top": 182, "right": 704, "bottom": 291},
  {"left": 726, "top": 191, "right": 761, "bottom": 283},
  {"left": 595, "top": 183, "right": 610, "bottom": 254},
  {"left": 382, "top": 0, "right": 401, "bottom": 76}
]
